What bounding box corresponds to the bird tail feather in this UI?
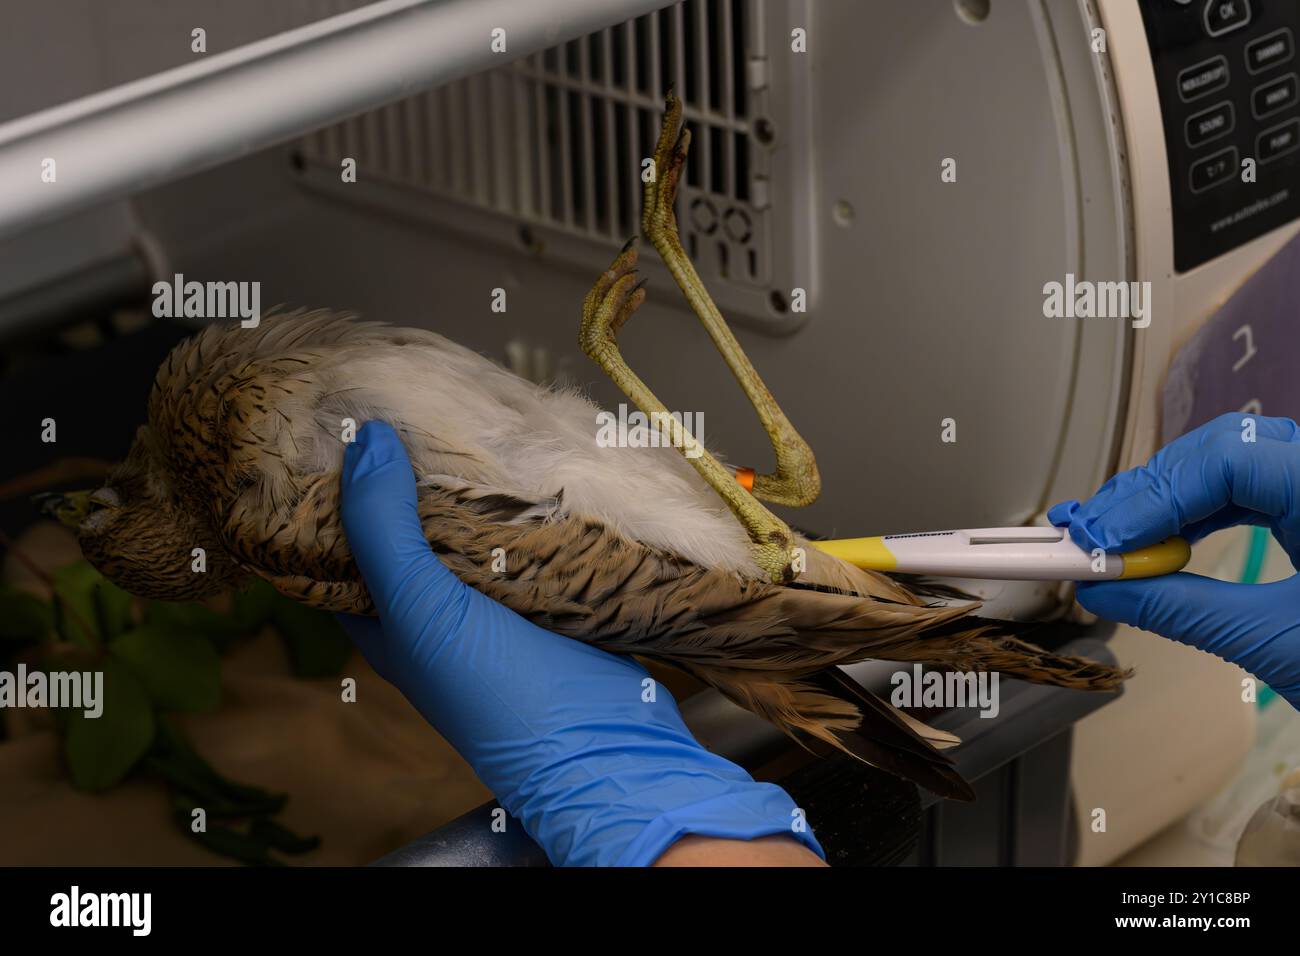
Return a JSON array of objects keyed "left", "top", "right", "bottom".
[
  {"left": 860, "top": 615, "right": 1131, "bottom": 691},
  {"left": 687, "top": 661, "right": 977, "bottom": 801}
]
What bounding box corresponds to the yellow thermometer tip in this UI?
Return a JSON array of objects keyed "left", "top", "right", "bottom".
[
  {"left": 1118, "top": 537, "right": 1191, "bottom": 579},
  {"left": 809, "top": 536, "right": 896, "bottom": 571}
]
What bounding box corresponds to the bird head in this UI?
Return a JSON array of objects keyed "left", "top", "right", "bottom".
[{"left": 36, "top": 427, "right": 240, "bottom": 601}]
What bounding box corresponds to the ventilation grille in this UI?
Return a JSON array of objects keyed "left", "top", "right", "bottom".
[{"left": 298, "top": 0, "right": 810, "bottom": 322}]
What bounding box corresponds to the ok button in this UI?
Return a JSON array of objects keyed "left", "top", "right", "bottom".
[{"left": 1205, "top": 0, "right": 1252, "bottom": 38}]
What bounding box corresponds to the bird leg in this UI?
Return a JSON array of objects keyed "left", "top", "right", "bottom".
[
  {"left": 580, "top": 240, "right": 797, "bottom": 583},
  {"left": 581, "top": 91, "right": 822, "bottom": 583},
  {"left": 642, "top": 91, "right": 821, "bottom": 510}
]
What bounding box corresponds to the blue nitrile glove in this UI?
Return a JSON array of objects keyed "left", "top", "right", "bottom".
[
  {"left": 1049, "top": 412, "right": 1300, "bottom": 708},
  {"left": 336, "top": 421, "right": 823, "bottom": 866}
]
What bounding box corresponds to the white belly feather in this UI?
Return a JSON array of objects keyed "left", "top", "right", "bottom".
[{"left": 292, "top": 325, "right": 759, "bottom": 576}]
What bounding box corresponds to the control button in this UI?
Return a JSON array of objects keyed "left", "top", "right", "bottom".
[
  {"left": 1257, "top": 119, "right": 1300, "bottom": 164},
  {"left": 1185, "top": 100, "right": 1235, "bottom": 147},
  {"left": 1204, "top": 0, "right": 1251, "bottom": 38},
  {"left": 1252, "top": 73, "right": 1298, "bottom": 119},
  {"left": 1246, "top": 28, "right": 1294, "bottom": 75},
  {"left": 1178, "top": 55, "right": 1230, "bottom": 101},
  {"left": 1189, "top": 146, "right": 1238, "bottom": 192}
]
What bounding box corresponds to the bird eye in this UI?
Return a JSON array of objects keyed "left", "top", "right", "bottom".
[{"left": 89, "top": 487, "right": 121, "bottom": 509}]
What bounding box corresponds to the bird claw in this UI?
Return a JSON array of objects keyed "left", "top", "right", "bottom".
[{"left": 580, "top": 240, "right": 644, "bottom": 354}]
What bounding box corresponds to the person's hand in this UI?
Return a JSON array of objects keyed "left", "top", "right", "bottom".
[
  {"left": 1049, "top": 413, "right": 1300, "bottom": 708},
  {"left": 336, "top": 420, "right": 824, "bottom": 866}
]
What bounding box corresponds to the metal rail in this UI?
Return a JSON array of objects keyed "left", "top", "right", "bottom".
[{"left": 0, "top": 0, "right": 678, "bottom": 241}]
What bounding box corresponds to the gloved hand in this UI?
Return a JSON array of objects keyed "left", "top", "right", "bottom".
[
  {"left": 337, "top": 420, "right": 824, "bottom": 866},
  {"left": 1049, "top": 412, "right": 1300, "bottom": 708}
]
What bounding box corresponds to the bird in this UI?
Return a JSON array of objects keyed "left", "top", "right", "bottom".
[{"left": 46, "top": 92, "right": 1125, "bottom": 801}]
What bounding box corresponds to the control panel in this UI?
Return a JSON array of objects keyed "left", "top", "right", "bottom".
[{"left": 1140, "top": 0, "right": 1300, "bottom": 271}]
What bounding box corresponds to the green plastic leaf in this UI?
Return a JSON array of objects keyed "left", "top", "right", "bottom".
[
  {"left": 151, "top": 721, "right": 317, "bottom": 865},
  {"left": 272, "top": 599, "right": 352, "bottom": 678},
  {"left": 0, "top": 587, "right": 53, "bottom": 643},
  {"left": 230, "top": 578, "right": 278, "bottom": 633},
  {"left": 146, "top": 720, "right": 285, "bottom": 818},
  {"left": 110, "top": 625, "right": 221, "bottom": 713},
  {"left": 170, "top": 806, "right": 284, "bottom": 867},
  {"left": 52, "top": 561, "right": 132, "bottom": 645},
  {"left": 144, "top": 600, "right": 242, "bottom": 652},
  {"left": 249, "top": 818, "right": 320, "bottom": 855},
  {"left": 65, "top": 658, "right": 155, "bottom": 792}
]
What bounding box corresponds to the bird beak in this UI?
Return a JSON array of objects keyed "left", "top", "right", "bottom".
[{"left": 33, "top": 489, "right": 97, "bottom": 528}]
